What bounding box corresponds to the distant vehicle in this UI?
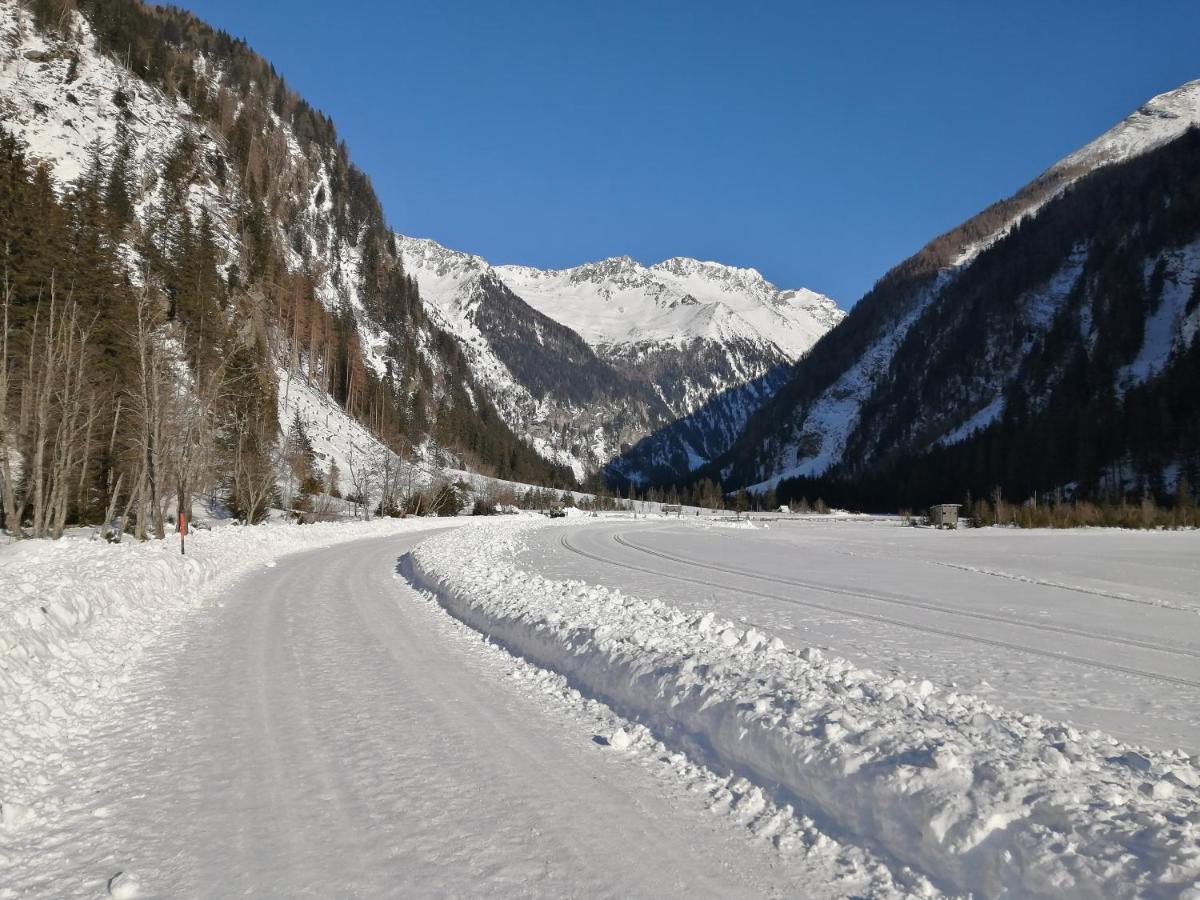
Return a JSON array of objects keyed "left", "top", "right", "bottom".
[
  {"left": 778, "top": 505, "right": 791, "bottom": 514},
  {"left": 546, "top": 507, "right": 567, "bottom": 518}
]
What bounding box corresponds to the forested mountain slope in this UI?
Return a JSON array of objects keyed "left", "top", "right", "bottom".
[
  {"left": 709, "top": 80, "right": 1200, "bottom": 507},
  {"left": 0, "top": 0, "right": 571, "bottom": 536}
]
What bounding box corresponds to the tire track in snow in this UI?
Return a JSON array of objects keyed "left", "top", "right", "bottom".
[
  {"left": 922, "top": 559, "right": 1200, "bottom": 614},
  {"left": 747, "top": 521, "right": 1198, "bottom": 614},
  {"left": 617, "top": 530, "right": 1200, "bottom": 662},
  {"left": 558, "top": 529, "right": 1200, "bottom": 690}
]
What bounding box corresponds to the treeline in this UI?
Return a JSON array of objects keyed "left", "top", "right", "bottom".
[{"left": 962, "top": 487, "right": 1198, "bottom": 530}]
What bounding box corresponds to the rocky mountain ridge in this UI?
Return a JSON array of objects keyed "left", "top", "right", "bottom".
[{"left": 398, "top": 234, "right": 843, "bottom": 481}]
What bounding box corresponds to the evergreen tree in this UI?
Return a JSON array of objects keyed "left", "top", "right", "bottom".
[{"left": 104, "top": 128, "right": 135, "bottom": 235}]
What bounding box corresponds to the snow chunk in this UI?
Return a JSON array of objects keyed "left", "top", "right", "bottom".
[
  {"left": 107, "top": 870, "right": 140, "bottom": 899},
  {"left": 1, "top": 801, "right": 33, "bottom": 831},
  {"left": 608, "top": 728, "right": 634, "bottom": 751}
]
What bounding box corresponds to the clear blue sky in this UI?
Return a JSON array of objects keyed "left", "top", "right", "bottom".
[{"left": 180, "top": 0, "right": 1199, "bottom": 305}]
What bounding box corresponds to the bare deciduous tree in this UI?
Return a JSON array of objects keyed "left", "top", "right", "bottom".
[
  {"left": 169, "top": 327, "right": 227, "bottom": 531},
  {"left": 19, "top": 277, "right": 99, "bottom": 538},
  {"left": 0, "top": 263, "right": 19, "bottom": 535},
  {"left": 128, "top": 285, "right": 171, "bottom": 539}
]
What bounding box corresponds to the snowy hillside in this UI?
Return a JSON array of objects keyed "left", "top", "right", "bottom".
[
  {"left": 399, "top": 234, "right": 843, "bottom": 482},
  {"left": 0, "top": 2, "right": 370, "bottom": 326},
  {"left": 0, "top": 2, "right": 232, "bottom": 254},
  {"left": 0, "top": 1, "right": 399, "bottom": 485},
  {"left": 715, "top": 78, "right": 1200, "bottom": 499}
]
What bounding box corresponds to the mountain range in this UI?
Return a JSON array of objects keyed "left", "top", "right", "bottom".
[
  {"left": 0, "top": 0, "right": 1196, "bottom": 520},
  {"left": 398, "top": 235, "right": 842, "bottom": 480}
]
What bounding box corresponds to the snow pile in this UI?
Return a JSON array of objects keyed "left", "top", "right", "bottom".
[
  {"left": 0, "top": 517, "right": 456, "bottom": 832},
  {"left": 408, "top": 520, "right": 1200, "bottom": 899}
]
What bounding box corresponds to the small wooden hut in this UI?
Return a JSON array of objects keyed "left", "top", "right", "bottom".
[{"left": 928, "top": 503, "right": 961, "bottom": 529}]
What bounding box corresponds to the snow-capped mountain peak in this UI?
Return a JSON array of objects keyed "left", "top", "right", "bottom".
[
  {"left": 489, "top": 250, "right": 842, "bottom": 356},
  {"left": 1055, "top": 78, "right": 1200, "bottom": 174},
  {"left": 651, "top": 256, "right": 771, "bottom": 300},
  {"left": 398, "top": 235, "right": 489, "bottom": 282},
  {"left": 569, "top": 254, "right": 645, "bottom": 284},
  {"left": 397, "top": 233, "right": 844, "bottom": 480}
]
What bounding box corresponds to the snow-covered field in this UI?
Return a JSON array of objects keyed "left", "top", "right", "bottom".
[
  {"left": 4, "top": 515, "right": 1198, "bottom": 897},
  {"left": 412, "top": 517, "right": 1200, "bottom": 898},
  {"left": 2, "top": 520, "right": 923, "bottom": 899},
  {"left": 524, "top": 517, "right": 1200, "bottom": 751}
]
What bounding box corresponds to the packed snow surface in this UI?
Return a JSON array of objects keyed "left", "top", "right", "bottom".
[
  {"left": 411, "top": 517, "right": 1200, "bottom": 898},
  {"left": 5, "top": 513, "right": 1199, "bottom": 897},
  {"left": 0, "top": 518, "right": 457, "bottom": 854},
  {"left": 1, "top": 523, "right": 923, "bottom": 899}
]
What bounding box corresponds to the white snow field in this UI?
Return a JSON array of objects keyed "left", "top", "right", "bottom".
[
  {"left": 5, "top": 515, "right": 1198, "bottom": 898},
  {"left": 411, "top": 518, "right": 1200, "bottom": 899},
  {"left": 524, "top": 518, "right": 1200, "bottom": 751},
  {"left": 2, "top": 521, "right": 927, "bottom": 899}
]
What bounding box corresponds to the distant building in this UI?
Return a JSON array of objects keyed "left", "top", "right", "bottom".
[
  {"left": 928, "top": 503, "right": 961, "bottom": 529},
  {"left": 778, "top": 505, "right": 791, "bottom": 514},
  {"left": 662, "top": 503, "right": 683, "bottom": 517}
]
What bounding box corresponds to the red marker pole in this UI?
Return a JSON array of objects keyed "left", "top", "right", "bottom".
[{"left": 180, "top": 511, "right": 187, "bottom": 555}]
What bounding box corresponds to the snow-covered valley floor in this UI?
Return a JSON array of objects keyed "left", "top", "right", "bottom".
[
  {"left": 527, "top": 518, "right": 1200, "bottom": 752},
  {"left": 3, "top": 516, "right": 1198, "bottom": 898}
]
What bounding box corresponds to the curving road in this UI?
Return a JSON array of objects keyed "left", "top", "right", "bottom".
[
  {"left": 9, "top": 529, "right": 861, "bottom": 899},
  {"left": 526, "top": 518, "right": 1200, "bottom": 751}
]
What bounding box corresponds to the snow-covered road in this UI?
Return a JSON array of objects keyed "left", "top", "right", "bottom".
[
  {"left": 525, "top": 519, "right": 1200, "bottom": 751},
  {"left": 5, "top": 529, "right": 894, "bottom": 899}
]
